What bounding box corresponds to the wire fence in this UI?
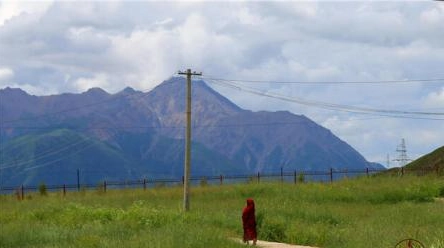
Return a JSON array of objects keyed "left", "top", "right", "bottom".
[{"left": 2, "top": 166, "right": 442, "bottom": 200}]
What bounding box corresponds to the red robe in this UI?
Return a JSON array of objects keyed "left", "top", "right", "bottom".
[{"left": 242, "top": 198, "right": 257, "bottom": 241}]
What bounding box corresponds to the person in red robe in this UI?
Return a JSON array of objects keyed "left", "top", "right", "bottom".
[{"left": 242, "top": 198, "right": 257, "bottom": 245}]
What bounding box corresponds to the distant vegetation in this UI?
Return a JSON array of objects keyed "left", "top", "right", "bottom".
[
  {"left": 1, "top": 175, "right": 443, "bottom": 248},
  {"left": 406, "top": 146, "right": 444, "bottom": 173}
]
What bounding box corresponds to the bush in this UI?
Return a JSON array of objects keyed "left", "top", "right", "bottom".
[
  {"left": 298, "top": 173, "right": 305, "bottom": 183},
  {"left": 200, "top": 177, "right": 208, "bottom": 187},
  {"left": 259, "top": 217, "right": 286, "bottom": 242},
  {"left": 439, "top": 186, "right": 444, "bottom": 197},
  {"left": 38, "top": 182, "right": 47, "bottom": 196}
]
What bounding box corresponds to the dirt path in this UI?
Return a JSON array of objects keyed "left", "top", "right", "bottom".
[
  {"left": 232, "top": 239, "right": 318, "bottom": 248},
  {"left": 253, "top": 240, "right": 318, "bottom": 248}
]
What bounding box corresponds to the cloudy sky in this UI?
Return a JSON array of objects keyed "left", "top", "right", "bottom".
[{"left": 0, "top": 1, "right": 443, "bottom": 167}]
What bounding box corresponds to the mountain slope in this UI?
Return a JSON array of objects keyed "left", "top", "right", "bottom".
[
  {"left": 142, "top": 79, "right": 381, "bottom": 172},
  {"left": 0, "top": 129, "right": 136, "bottom": 186},
  {"left": 406, "top": 145, "right": 444, "bottom": 172},
  {"left": 0, "top": 78, "right": 383, "bottom": 186}
]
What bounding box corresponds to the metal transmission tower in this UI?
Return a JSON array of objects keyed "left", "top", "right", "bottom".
[
  {"left": 386, "top": 154, "right": 390, "bottom": 168},
  {"left": 178, "top": 69, "right": 202, "bottom": 212},
  {"left": 393, "top": 138, "right": 410, "bottom": 167}
]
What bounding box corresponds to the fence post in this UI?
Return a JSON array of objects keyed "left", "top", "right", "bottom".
[
  {"left": 366, "top": 167, "right": 369, "bottom": 178},
  {"left": 63, "top": 184, "right": 66, "bottom": 197},
  {"left": 182, "top": 176, "right": 185, "bottom": 185},
  {"left": 401, "top": 167, "right": 404, "bottom": 177},
  {"left": 257, "top": 172, "right": 260, "bottom": 184},
  {"left": 143, "top": 178, "right": 147, "bottom": 190},
  {"left": 280, "top": 167, "right": 284, "bottom": 183},
  {"left": 21, "top": 185, "right": 24, "bottom": 200},
  {"left": 77, "top": 169, "right": 80, "bottom": 192},
  {"left": 330, "top": 168, "right": 333, "bottom": 183},
  {"left": 220, "top": 175, "right": 223, "bottom": 185},
  {"left": 103, "top": 181, "right": 107, "bottom": 193}
]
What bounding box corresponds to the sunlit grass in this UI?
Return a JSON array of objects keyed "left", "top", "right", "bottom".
[{"left": 1, "top": 175, "right": 443, "bottom": 247}]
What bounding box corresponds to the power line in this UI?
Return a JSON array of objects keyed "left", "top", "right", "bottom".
[
  {"left": 203, "top": 76, "right": 444, "bottom": 84},
  {"left": 207, "top": 78, "right": 444, "bottom": 120},
  {"left": 0, "top": 136, "right": 92, "bottom": 169},
  {"left": 22, "top": 142, "right": 96, "bottom": 171},
  {"left": 1, "top": 120, "right": 314, "bottom": 130}
]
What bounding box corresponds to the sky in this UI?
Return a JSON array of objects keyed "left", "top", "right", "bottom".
[{"left": 0, "top": 1, "right": 443, "bottom": 167}]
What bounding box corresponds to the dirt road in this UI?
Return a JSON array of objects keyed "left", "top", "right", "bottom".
[
  {"left": 233, "top": 239, "right": 318, "bottom": 248},
  {"left": 253, "top": 240, "right": 317, "bottom": 248}
]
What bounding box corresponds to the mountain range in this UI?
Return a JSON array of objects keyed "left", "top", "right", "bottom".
[{"left": 0, "top": 77, "right": 384, "bottom": 186}]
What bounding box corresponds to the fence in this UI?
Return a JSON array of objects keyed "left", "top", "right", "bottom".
[{"left": 2, "top": 166, "right": 442, "bottom": 199}]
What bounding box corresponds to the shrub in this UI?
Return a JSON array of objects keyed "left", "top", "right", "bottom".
[
  {"left": 259, "top": 217, "right": 286, "bottom": 242},
  {"left": 200, "top": 177, "right": 208, "bottom": 187},
  {"left": 439, "top": 186, "right": 444, "bottom": 197},
  {"left": 96, "top": 181, "right": 106, "bottom": 194},
  {"left": 298, "top": 173, "right": 305, "bottom": 183},
  {"left": 38, "top": 182, "right": 47, "bottom": 196}
]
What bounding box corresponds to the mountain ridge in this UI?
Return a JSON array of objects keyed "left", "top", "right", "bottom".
[
  {"left": 0, "top": 78, "right": 384, "bottom": 186},
  {"left": 405, "top": 145, "right": 444, "bottom": 172}
]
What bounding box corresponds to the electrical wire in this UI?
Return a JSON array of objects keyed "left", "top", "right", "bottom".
[
  {"left": 22, "top": 141, "right": 97, "bottom": 171},
  {"left": 0, "top": 136, "right": 92, "bottom": 169},
  {"left": 206, "top": 78, "right": 444, "bottom": 120},
  {"left": 203, "top": 76, "right": 444, "bottom": 84},
  {"left": 1, "top": 120, "right": 312, "bottom": 131},
  {"left": 1, "top": 74, "right": 443, "bottom": 172}
]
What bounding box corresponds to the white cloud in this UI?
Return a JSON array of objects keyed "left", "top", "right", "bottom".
[
  {"left": 0, "top": 67, "right": 13, "bottom": 81},
  {"left": 0, "top": 1, "right": 443, "bottom": 163},
  {"left": 74, "top": 73, "right": 111, "bottom": 93},
  {"left": 424, "top": 87, "right": 444, "bottom": 108},
  {"left": 420, "top": 5, "right": 444, "bottom": 25},
  {"left": 0, "top": 1, "right": 51, "bottom": 26},
  {"left": 107, "top": 12, "right": 243, "bottom": 90},
  {"left": 237, "top": 7, "right": 264, "bottom": 26}
]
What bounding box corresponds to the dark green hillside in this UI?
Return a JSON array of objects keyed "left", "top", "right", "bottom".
[
  {"left": 114, "top": 132, "right": 246, "bottom": 178},
  {"left": 406, "top": 145, "right": 444, "bottom": 173},
  {"left": 0, "top": 129, "right": 136, "bottom": 186},
  {"left": 0, "top": 129, "right": 247, "bottom": 186}
]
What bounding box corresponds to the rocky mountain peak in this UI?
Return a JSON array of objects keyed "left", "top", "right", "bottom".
[
  {"left": 0, "top": 78, "right": 384, "bottom": 186},
  {"left": 83, "top": 87, "right": 110, "bottom": 98}
]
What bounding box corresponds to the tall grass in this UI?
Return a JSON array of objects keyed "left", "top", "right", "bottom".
[{"left": 1, "top": 175, "right": 443, "bottom": 248}]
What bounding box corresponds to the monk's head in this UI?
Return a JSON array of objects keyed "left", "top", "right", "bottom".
[{"left": 246, "top": 198, "right": 255, "bottom": 207}]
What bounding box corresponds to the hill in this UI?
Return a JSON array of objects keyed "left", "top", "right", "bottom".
[
  {"left": 0, "top": 77, "right": 384, "bottom": 186},
  {"left": 406, "top": 145, "right": 444, "bottom": 173}
]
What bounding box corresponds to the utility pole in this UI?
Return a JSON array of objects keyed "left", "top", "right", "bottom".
[{"left": 178, "top": 69, "right": 202, "bottom": 212}]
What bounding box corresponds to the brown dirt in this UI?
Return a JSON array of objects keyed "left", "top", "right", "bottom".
[{"left": 232, "top": 239, "right": 319, "bottom": 248}]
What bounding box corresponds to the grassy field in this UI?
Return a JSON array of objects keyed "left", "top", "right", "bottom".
[{"left": 1, "top": 175, "right": 443, "bottom": 248}]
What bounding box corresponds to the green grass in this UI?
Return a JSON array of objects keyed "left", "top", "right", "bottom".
[{"left": 1, "top": 175, "right": 444, "bottom": 248}]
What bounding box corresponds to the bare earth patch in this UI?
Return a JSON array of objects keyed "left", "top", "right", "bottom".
[
  {"left": 254, "top": 240, "right": 318, "bottom": 248},
  {"left": 232, "top": 239, "right": 318, "bottom": 248}
]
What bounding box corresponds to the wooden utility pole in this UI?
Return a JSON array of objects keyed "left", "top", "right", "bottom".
[{"left": 178, "top": 69, "right": 202, "bottom": 212}]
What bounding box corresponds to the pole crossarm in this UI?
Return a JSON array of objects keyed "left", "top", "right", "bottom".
[{"left": 178, "top": 70, "right": 202, "bottom": 77}]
